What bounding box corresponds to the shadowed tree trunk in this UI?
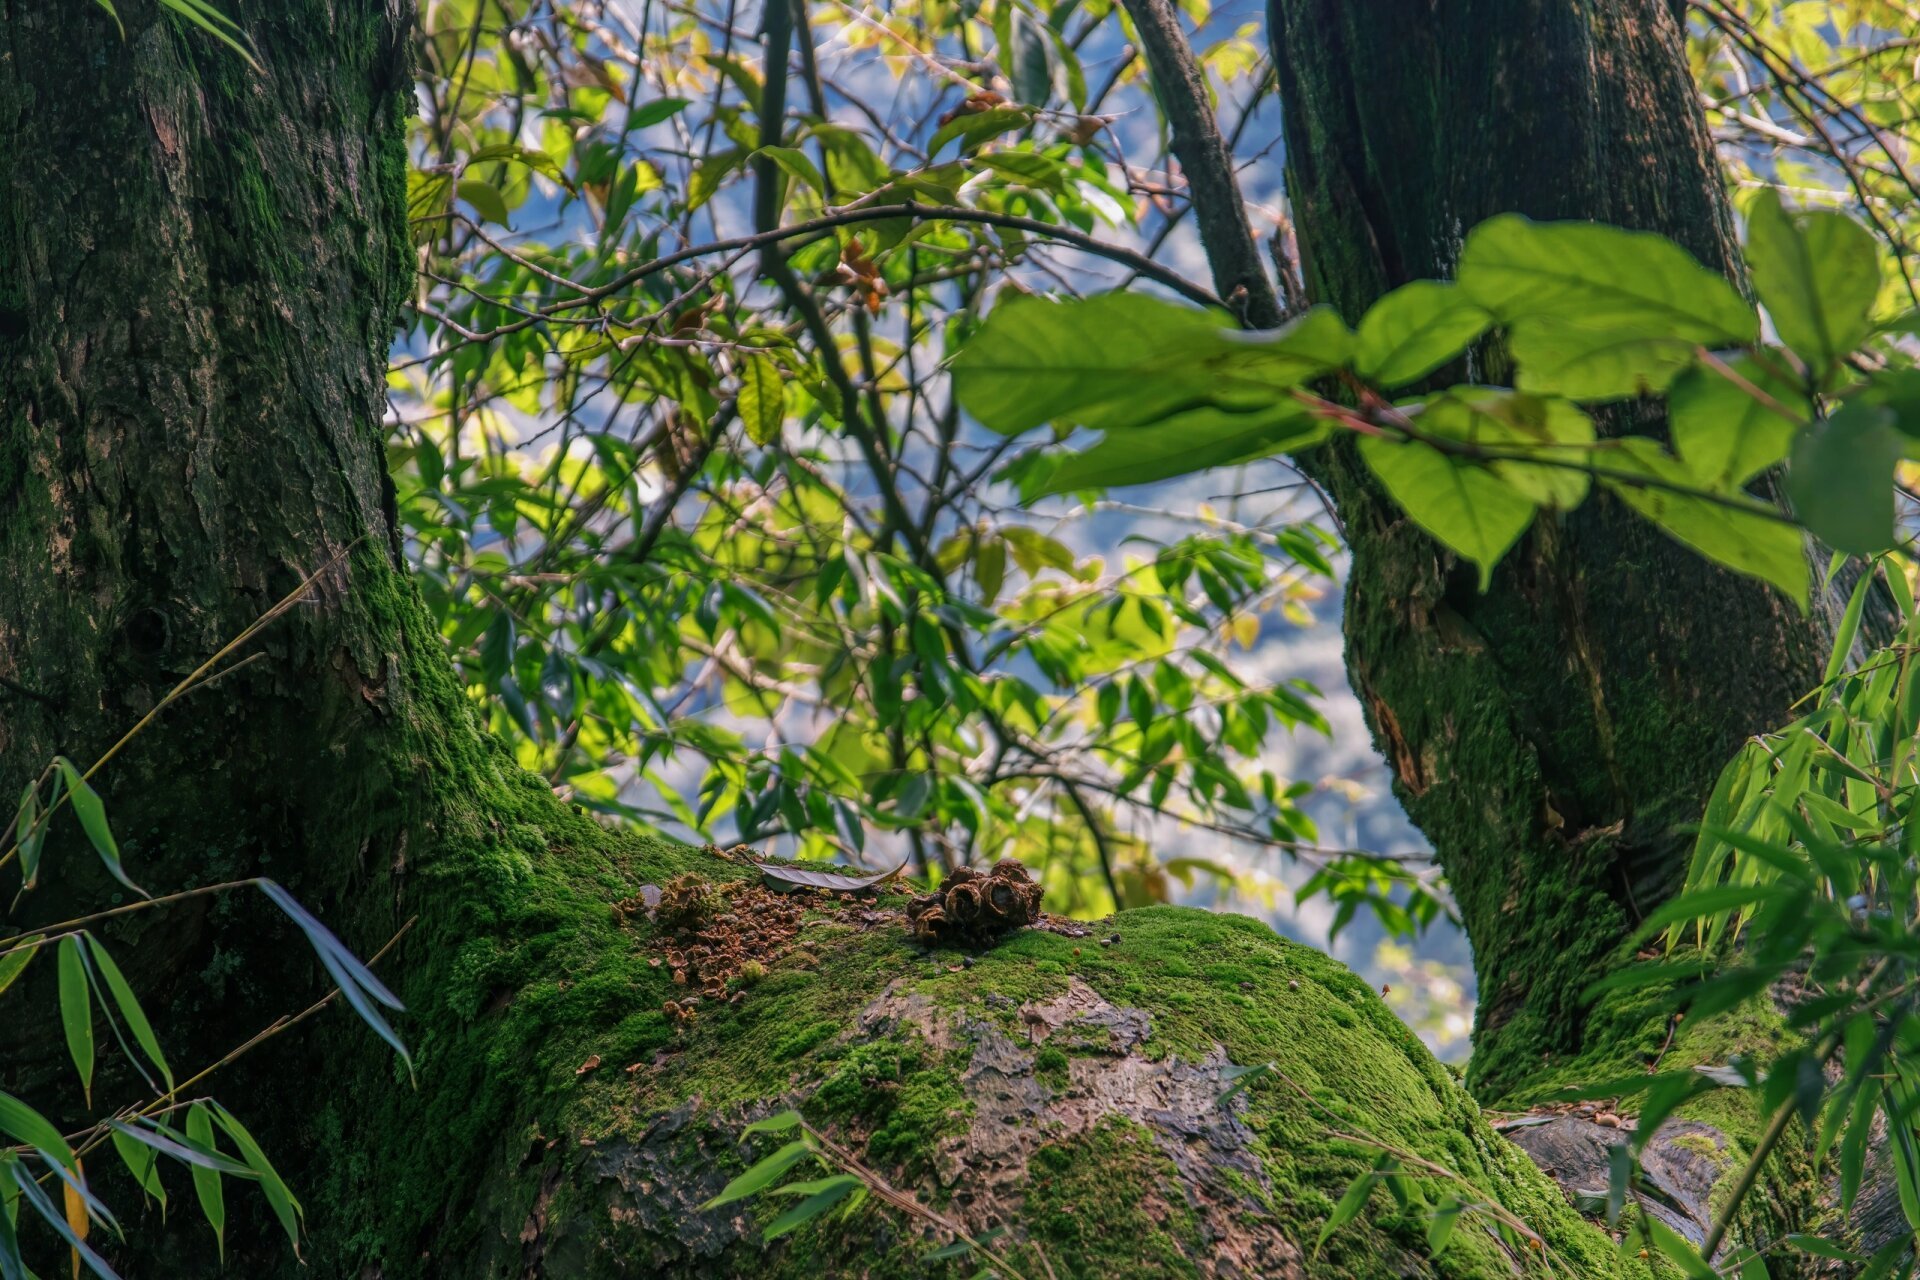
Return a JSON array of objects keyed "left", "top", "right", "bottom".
[
  {"left": 0, "top": 0, "right": 1847, "bottom": 1276},
  {"left": 1265, "top": 0, "right": 1836, "bottom": 1101}
]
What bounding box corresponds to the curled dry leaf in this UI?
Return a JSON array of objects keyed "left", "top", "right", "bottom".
[{"left": 576, "top": 1054, "right": 602, "bottom": 1076}]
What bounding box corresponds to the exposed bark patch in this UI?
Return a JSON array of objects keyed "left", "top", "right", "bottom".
[
  {"left": 856, "top": 978, "right": 1305, "bottom": 1278},
  {"left": 1503, "top": 1113, "right": 1729, "bottom": 1247}
]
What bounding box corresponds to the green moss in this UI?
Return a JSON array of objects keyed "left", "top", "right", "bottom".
[
  {"left": 1023, "top": 1118, "right": 1205, "bottom": 1279},
  {"left": 1034, "top": 1045, "right": 1070, "bottom": 1089}
]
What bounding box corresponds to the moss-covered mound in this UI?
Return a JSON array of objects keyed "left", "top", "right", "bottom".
[{"left": 339, "top": 821, "right": 1668, "bottom": 1280}]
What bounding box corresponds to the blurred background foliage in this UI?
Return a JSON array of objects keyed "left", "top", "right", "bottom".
[{"left": 388, "top": 0, "right": 1920, "bottom": 1052}]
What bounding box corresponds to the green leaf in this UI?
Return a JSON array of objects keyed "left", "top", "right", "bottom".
[
  {"left": 1599, "top": 438, "right": 1809, "bottom": 606},
  {"left": 1788, "top": 402, "right": 1901, "bottom": 557},
  {"left": 1458, "top": 215, "right": 1756, "bottom": 343},
  {"left": 1023, "top": 405, "right": 1327, "bottom": 496},
  {"left": 738, "top": 354, "right": 785, "bottom": 446},
  {"left": 53, "top": 759, "right": 144, "bottom": 896},
  {"left": 628, "top": 97, "right": 691, "bottom": 129},
  {"left": 211, "top": 1104, "right": 303, "bottom": 1255},
  {"left": 1355, "top": 282, "right": 1490, "bottom": 387},
  {"left": 57, "top": 937, "right": 94, "bottom": 1107},
  {"left": 702, "top": 1139, "right": 817, "bottom": 1209},
  {"left": 0, "top": 938, "right": 40, "bottom": 1001},
  {"left": 951, "top": 293, "right": 1348, "bottom": 436},
  {"left": 1413, "top": 388, "right": 1596, "bottom": 508},
  {"left": 0, "top": 1092, "right": 76, "bottom": 1169},
  {"left": 11, "top": 783, "right": 43, "bottom": 892},
  {"left": 1744, "top": 191, "right": 1882, "bottom": 384},
  {"left": 1315, "top": 1155, "right": 1392, "bottom": 1259},
  {"left": 687, "top": 148, "right": 746, "bottom": 211},
  {"left": 186, "top": 1104, "right": 226, "bottom": 1261},
  {"left": 761, "top": 1174, "right": 862, "bottom": 1240},
  {"left": 455, "top": 178, "right": 512, "bottom": 228},
  {"left": 83, "top": 937, "right": 173, "bottom": 1091},
  {"left": 157, "top": 0, "right": 260, "bottom": 72},
  {"left": 1358, "top": 435, "right": 1537, "bottom": 588},
  {"left": 1668, "top": 358, "right": 1809, "bottom": 489},
  {"left": 757, "top": 145, "right": 826, "bottom": 198},
  {"left": 741, "top": 1111, "right": 803, "bottom": 1137},
  {"left": 109, "top": 1129, "right": 166, "bottom": 1211},
  {"left": 1005, "top": 8, "right": 1055, "bottom": 107},
  {"left": 1508, "top": 316, "right": 1701, "bottom": 400}
]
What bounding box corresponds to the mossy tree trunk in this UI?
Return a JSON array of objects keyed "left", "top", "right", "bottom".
[
  {"left": 0, "top": 0, "right": 1834, "bottom": 1277},
  {"left": 1266, "top": 0, "right": 1835, "bottom": 1100}
]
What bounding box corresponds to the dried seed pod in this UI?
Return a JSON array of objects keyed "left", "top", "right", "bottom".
[{"left": 904, "top": 859, "right": 1043, "bottom": 946}]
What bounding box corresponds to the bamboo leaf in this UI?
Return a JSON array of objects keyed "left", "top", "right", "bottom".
[
  {"left": 108, "top": 1121, "right": 256, "bottom": 1178},
  {"left": 761, "top": 1175, "right": 861, "bottom": 1239},
  {"left": 0, "top": 938, "right": 42, "bottom": 1001},
  {"left": 53, "top": 760, "right": 144, "bottom": 898},
  {"left": 210, "top": 1104, "right": 303, "bottom": 1255},
  {"left": 84, "top": 937, "right": 172, "bottom": 1091},
  {"left": 701, "top": 1139, "right": 817, "bottom": 1208},
  {"left": 7, "top": 1161, "right": 119, "bottom": 1280},
  {"left": 185, "top": 1105, "right": 226, "bottom": 1261},
  {"left": 109, "top": 1129, "right": 166, "bottom": 1211},
  {"left": 0, "top": 1092, "right": 75, "bottom": 1169},
  {"left": 57, "top": 939, "right": 94, "bottom": 1107}
]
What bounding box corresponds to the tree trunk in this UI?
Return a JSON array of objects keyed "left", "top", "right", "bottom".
[
  {"left": 1266, "top": 0, "right": 1834, "bottom": 1102},
  {"left": 0, "top": 2, "right": 1826, "bottom": 1278}
]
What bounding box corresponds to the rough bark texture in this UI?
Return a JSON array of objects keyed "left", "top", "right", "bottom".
[
  {"left": 1265, "top": 0, "right": 1833, "bottom": 1101},
  {"left": 0, "top": 5, "right": 1669, "bottom": 1279}
]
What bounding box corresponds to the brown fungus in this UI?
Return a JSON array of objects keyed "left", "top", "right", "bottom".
[{"left": 906, "top": 859, "right": 1043, "bottom": 945}]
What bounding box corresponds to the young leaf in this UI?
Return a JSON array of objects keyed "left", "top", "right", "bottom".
[
  {"left": 1357, "top": 435, "right": 1537, "bottom": 588},
  {"left": 57, "top": 938, "right": 94, "bottom": 1107},
  {"left": 52, "top": 760, "right": 144, "bottom": 897},
  {"left": 84, "top": 936, "right": 172, "bottom": 1091},
  {"left": 185, "top": 1104, "right": 226, "bottom": 1261},
  {"left": 741, "top": 1111, "right": 803, "bottom": 1137}
]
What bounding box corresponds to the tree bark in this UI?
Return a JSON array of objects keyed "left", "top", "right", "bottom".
[{"left": 1265, "top": 0, "right": 1835, "bottom": 1100}]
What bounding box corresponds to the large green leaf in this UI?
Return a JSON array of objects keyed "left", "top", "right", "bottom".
[
  {"left": 1023, "top": 405, "right": 1327, "bottom": 496},
  {"left": 1508, "top": 317, "right": 1702, "bottom": 400},
  {"left": 1668, "top": 358, "right": 1810, "bottom": 489},
  {"left": 1744, "top": 191, "right": 1882, "bottom": 385},
  {"left": 1357, "top": 434, "right": 1537, "bottom": 588},
  {"left": 1458, "top": 215, "right": 1757, "bottom": 342},
  {"left": 950, "top": 294, "right": 1350, "bottom": 436},
  {"left": 1787, "top": 402, "right": 1901, "bottom": 557},
  {"left": 1412, "top": 388, "right": 1595, "bottom": 508},
  {"left": 1354, "top": 281, "right": 1490, "bottom": 387},
  {"left": 1598, "top": 438, "right": 1808, "bottom": 606}
]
